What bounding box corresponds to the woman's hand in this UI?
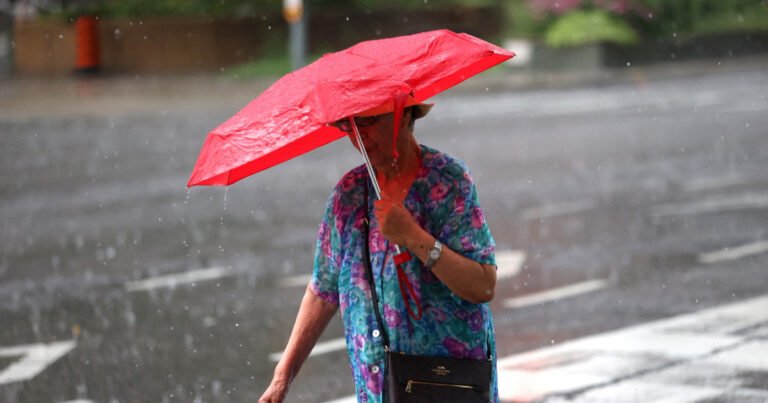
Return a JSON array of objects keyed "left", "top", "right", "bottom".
[
  {"left": 258, "top": 376, "right": 289, "bottom": 403},
  {"left": 374, "top": 199, "right": 422, "bottom": 246}
]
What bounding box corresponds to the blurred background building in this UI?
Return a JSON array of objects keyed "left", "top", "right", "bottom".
[{"left": 2, "top": 1, "right": 768, "bottom": 77}]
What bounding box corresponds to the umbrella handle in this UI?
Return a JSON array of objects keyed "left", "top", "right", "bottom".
[{"left": 350, "top": 118, "right": 406, "bottom": 257}]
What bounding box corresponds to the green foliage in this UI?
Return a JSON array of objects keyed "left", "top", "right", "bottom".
[
  {"left": 503, "top": 0, "right": 548, "bottom": 38},
  {"left": 545, "top": 9, "right": 639, "bottom": 47},
  {"left": 692, "top": 2, "right": 768, "bottom": 35},
  {"left": 224, "top": 56, "right": 292, "bottom": 79},
  {"left": 57, "top": 0, "right": 499, "bottom": 19},
  {"left": 502, "top": 0, "right": 768, "bottom": 44},
  {"left": 57, "top": 0, "right": 282, "bottom": 19},
  {"left": 224, "top": 52, "right": 327, "bottom": 79},
  {"left": 636, "top": 0, "right": 768, "bottom": 37}
]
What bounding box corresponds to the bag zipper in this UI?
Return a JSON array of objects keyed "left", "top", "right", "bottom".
[{"left": 405, "top": 380, "right": 475, "bottom": 393}]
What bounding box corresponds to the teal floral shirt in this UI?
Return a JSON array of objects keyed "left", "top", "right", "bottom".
[{"left": 311, "top": 145, "right": 498, "bottom": 402}]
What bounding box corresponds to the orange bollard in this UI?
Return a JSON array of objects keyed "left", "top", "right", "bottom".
[{"left": 75, "top": 16, "right": 100, "bottom": 73}]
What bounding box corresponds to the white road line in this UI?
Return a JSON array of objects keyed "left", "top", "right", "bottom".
[
  {"left": 124, "top": 267, "right": 231, "bottom": 292},
  {"left": 683, "top": 173, "right": 746, "bottom": 192},
  {"left": 270, "top": 337, "right": 347, "bottom": 362},
  {"left": 497, "top": 295, "right": 768, "bottom": 402},
  {"left": 324, "top": 396, "right": 357, "bottom": 403},
  {"left": 495, "top": 250, "right": 526, "bottom": 279},
  {"left": 520, "top": 199, "right": 595, "bottom": 221},
  {"left": 699, "top": 240, "right": 768, "bottom": 264},
  {"left": 276, "top": 274, "right": 312, "bottom": 288},
  {"left": 59, "top": 400, "right": 95, "bottom": 403},
  {"left": 502, "top": 279, "right": 609, "bottom": 309},
  {"left": 0, "top": 341, "right": 76, "bottom": 385},
  {"left": 652, "top": 192, "right": 768, "bottom": 217},
  {"left": 324, "top": 295, "right": 768, "bottom": 403}
]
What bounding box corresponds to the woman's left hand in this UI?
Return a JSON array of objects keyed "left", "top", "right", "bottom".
[{"left": 374, "top": 199, "right": 422, "bottom": 246}]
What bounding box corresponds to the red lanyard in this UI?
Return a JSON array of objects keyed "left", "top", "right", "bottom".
[{"left": 393, "top": 250, "right": 423, "bottom": 321}]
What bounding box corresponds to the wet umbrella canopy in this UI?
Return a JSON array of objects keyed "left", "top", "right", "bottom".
[{"left": 187, "top": 29, "right": 514, "bottom": 187}]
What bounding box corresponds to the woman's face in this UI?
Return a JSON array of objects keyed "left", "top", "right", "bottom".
[{"left": 346, "top": 111, "right": 412, "bottom": 168}]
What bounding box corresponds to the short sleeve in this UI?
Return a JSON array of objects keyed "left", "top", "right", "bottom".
[
  {"left": 310, "top": 194, "right": 341, "bottom": 305},
  {"left": 437, "top": 172, "right": 496, "bottom": 267}
]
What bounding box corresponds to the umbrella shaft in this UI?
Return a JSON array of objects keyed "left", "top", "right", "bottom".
[
  {"left": 351, "top": 118, "right": 403, "bottom": 255},
  {"left": 351, "top": 118, "right": 382, "bottom": 199}
]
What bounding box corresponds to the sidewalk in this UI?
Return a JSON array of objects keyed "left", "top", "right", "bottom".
[{"left": 2, "top": 55, "right": 768, "bottom": 121}]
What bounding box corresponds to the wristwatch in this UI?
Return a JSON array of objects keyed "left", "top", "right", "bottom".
[{"left": 424, "top": 239, "right": 443, "bottom": 269}]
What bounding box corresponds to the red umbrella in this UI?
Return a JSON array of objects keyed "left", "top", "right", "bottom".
[{"left": 187, "top": 29, "right": 514, "bottom": 187}]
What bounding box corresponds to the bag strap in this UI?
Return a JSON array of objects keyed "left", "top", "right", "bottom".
[{"left": 362, "top": 180, "right": 390, "bottom": 349}]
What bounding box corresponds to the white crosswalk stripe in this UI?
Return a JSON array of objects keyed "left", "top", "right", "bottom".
[
  {"left": 497, "top": 295, "right": 768, "bottom": 402},
  {"left": 502, "top": 279, "right": 608, "bottom": 309},
  {"left": 698, "top": 240, "right": 768, "bottom": 264},
  {"left": 0, "top": 341, "right": 76, "bottom": 385}
]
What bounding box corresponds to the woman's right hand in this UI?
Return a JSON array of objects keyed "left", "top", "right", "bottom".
[{"left": 258, "top": 377, "right": 289, "bottom": 403}]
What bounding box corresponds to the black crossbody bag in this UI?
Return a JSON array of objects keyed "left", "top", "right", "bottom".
[{"left": 361, "top": 182, "right": 492, "bottom": 402}]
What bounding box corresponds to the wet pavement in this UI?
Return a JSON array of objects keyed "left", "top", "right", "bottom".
[{"left": 1, "top": 57, "right": 768, "bottom": 402}]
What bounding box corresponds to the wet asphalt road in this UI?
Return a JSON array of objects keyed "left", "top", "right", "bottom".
[{"left": 1, "top": 63, "right": 768, "bottom": 402}]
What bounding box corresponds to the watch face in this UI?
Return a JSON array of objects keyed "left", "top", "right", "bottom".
[{"left": 430, "top": 249, "right": 440, "bottom": 259}]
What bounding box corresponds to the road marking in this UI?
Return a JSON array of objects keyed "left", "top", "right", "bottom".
[
  {"left": 125, "top": 267, "right": 231, "bottom": 292},
  {"left": 496, "top": 250, "right": 526, "bottom": 279},
  {"left": 276, "top": 274, "right": 312, "bottom": 288},
  {"left": 502, "top": 279, "right": 608, "bottom": 309},
  {"left": 270, "top": 337, "right": 347, "bottom": 362},
  {"left": 324, "top": 396, "right": 357, "bottom": 403},
  {"left": 59, "top": 400, "right": 95, "bottom": 403},
  {"left": 652, "top": 192, "right": 768, "bottom": 217},
  {"left": 520, "top": 199, "right": 595, "bottom": 221},
  {"left": 324, "top": 295, "right": 768, "bottom": 403},
  {"left": 699, "top": 240, "right": 768, "bottom": 264},
  {"left": 0, "top": 341, "right": 76, "bottom": 385},
  {"left": 683, "top": 173, "right": 746, "bottom": 192},
  {"left": 497, "top": 295, "right": 768, "bottom": 402}
]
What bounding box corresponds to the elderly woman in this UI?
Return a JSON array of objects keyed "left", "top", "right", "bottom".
[{"left": 260, "top": 100, "right": 498, "bottom": 403}]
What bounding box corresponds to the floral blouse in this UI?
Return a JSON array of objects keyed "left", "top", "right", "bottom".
[{"left": 311, "top": 145, "right": 498, "bottom": 402}]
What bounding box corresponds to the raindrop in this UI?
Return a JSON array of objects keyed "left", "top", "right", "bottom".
[
  {"left": 211, "top": 381, "right": 223, "bottom": 397},
  {"left": 203, "top": 317, "right": 217, "bottom": 327}
]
